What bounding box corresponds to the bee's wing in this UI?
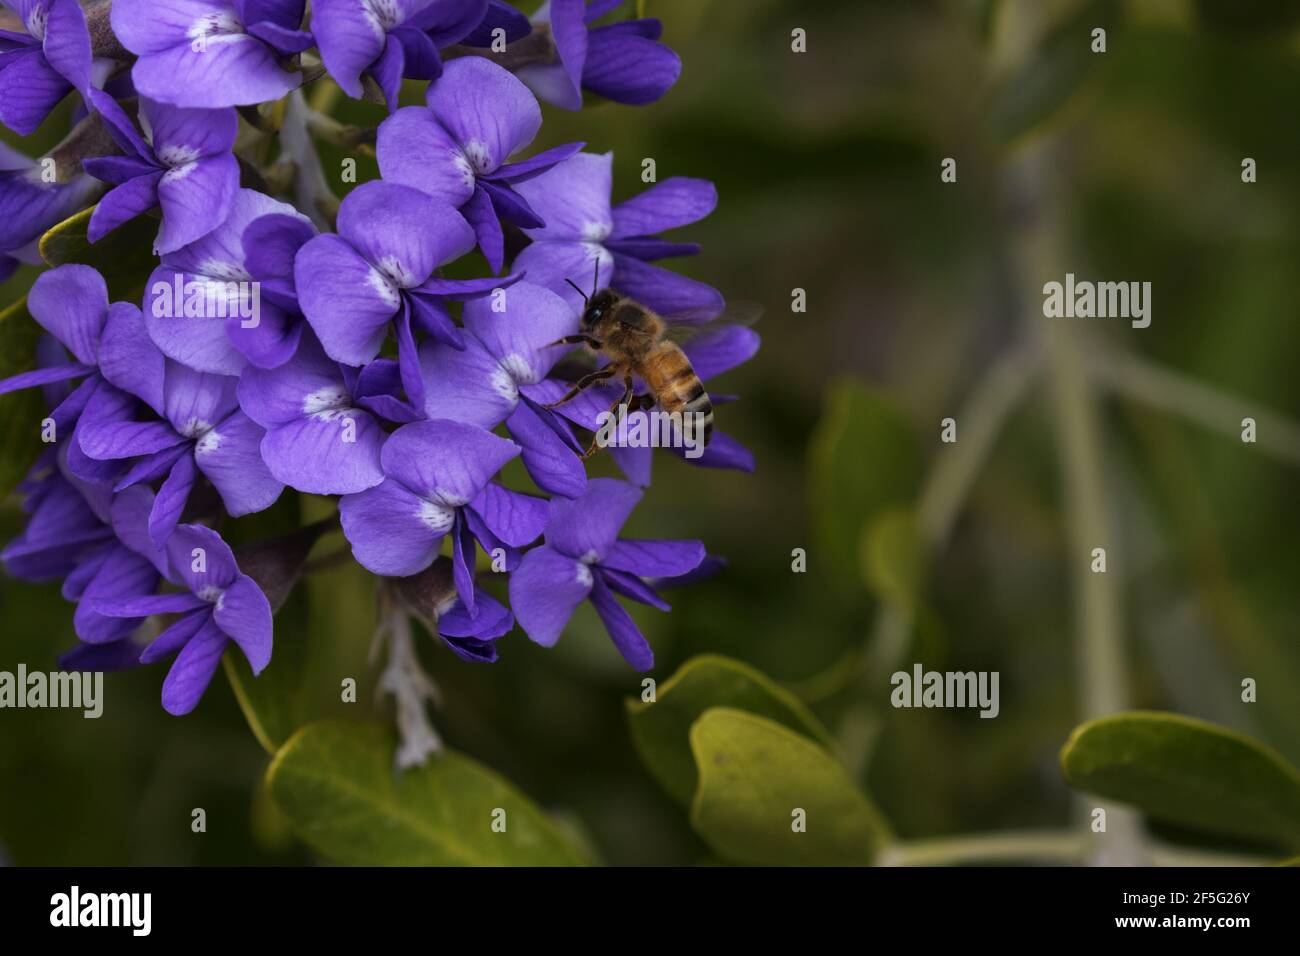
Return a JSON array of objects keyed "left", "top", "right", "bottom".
[{"left": 663, "top": 301, "right": 764, "bottom": 343}]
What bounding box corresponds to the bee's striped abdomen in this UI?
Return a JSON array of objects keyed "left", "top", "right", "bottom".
[{"left": 646, "top": 344, "right": 713, "bottom": 447}]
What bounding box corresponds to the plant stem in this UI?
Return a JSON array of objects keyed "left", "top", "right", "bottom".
[
  {"left": 880, "top": 830, "right": 1084, "bottom": 866},
  {"left": 1089, "top": 349, "right": 1300, "bottom": 468},
  {"left": 840, "top": 345, "right": 1040, "bottom": 776}
]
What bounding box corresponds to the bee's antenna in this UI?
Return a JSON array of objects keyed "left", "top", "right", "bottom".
[
  {"left": 591, "top": 258, "right": 600, "bottom": 299},
  {"left": 564, "top": 277, "right": 589, "bottom": 305}
]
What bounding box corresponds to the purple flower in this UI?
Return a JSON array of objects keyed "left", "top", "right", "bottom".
[
  {"left": 313, "top": 0, "right": 487, "bottom": 110},
  {"left": 512, "top": 151, "right": 723, "bottom": 321},
  {"left": 143, "top": 188, "right": 313, "bottom": 374},
  {"left": 508, "top": 477, "right": 703, "bottom": 670},
  {"left": 419, "top": 281, "right": 587, "bottom": 497},
  {"left": 0, "top": 0, "right": 94, "bottom": 134},
  {"left": 237, "top": 331, "right": 389, "bottom": 495},
  {"left": 90, "top": 523, "right": 274, "bottom": 714},
  {"left": 0, "top": 141, "right": 98, "bottom": 267},
  {"left": 339, "top": 419, "right": 546, "bottom": 613},
  {"left": 82, "top": 95, "right": 239, "bottom": 254},
  {"left": 515, "top": 0, "right": 680, "bottom": 111},
  {"left": 294, "top": 179, "right": 510, "bottom": 410},
  {"left": 111, "top": 0, "right": 313, "bottom": 108},
  {"left": 377, "top": 56, "right": 583, "bottom": 271},
  {"left": 75, "top": 338, "right": 284, "bottom": 545},
  {"left": 540, "top": 322, "right": 759, "bottom": 485}
]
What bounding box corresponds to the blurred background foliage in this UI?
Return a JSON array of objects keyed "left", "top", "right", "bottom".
[{"left": 2, "top": 0, "right": 1299, "bottom": 864}]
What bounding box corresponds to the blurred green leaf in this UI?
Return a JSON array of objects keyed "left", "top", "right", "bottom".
[
  {"left": 0, "top": 297, "right": 44, "bottom": 497},
  {"left": 986, "top": 0, "right": 1120, "bottom": 145},
  {"left": 809, "top": 378, "right": 918, "bottom": 595},
  {"left": 858, "top": 505, "right": 923, "bottom": 608},
  {"left": 1192, "top": 0, "right": 1300, "bottom": 36},
  {"left": 1061, "top": 712, "right": 1300, "bottom": 853},
  {"left": 38, "top": 205, "right": 158, "bottom": 300},
  {"left": 627, "top": 653, "right": 835, "bottom": 805},
  {"left": 267, "top": 720, "right": 589, "bottom": 865},
  {"left": 688, "top": 708, "right": 890, "bottom": 865}
]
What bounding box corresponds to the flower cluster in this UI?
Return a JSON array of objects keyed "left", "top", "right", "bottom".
[{"left": 0, "top": 0, "right": 756, "bottom": 719}]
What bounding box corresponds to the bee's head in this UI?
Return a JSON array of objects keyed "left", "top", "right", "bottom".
[
  {"left": 580, "top": 289, "right": 620, "bottom": 330},
  {"left": 566, "top": 262, "right": 620, "bottom": 331}
]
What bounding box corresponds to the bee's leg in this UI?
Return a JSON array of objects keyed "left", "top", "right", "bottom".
[
  {"left": 582, "top": 375, "right": 636, "bottom": 459},
  {"left": 543, "top": 367, "right": 618, "bottom": 410},
  {"left": 545, "top": 334, "right": 603, "bottom": 349}
]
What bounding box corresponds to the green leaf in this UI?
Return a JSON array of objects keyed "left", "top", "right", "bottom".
[
  {"left": 858, "top": 505, "right": 924, "bottom": 608},
  {"left": 986, "top": 0, "right": 1121, "bottom": 145},
  {"left": 267, "top": 720, "right": 589, "bottom": 866},
  {"left": 38, "top": 205, "right": 158, "bottom": 300},
  {"left": 224, "top": 586, "right": 312, "bottom": 754},
  {"left": 808, "top": 378, "right": 918, "bottom": 595},
  {"left": 627, "top": 654, "right": 835, "bottom": 805},
  {"left": 688, "top": 708, "right": 890, "bottom": 865},
  {"left": 1061, "top": 711, "right": 1300, "bottom": 853},
  {"left": 0, "top": 298, "right": 45, "bottom": 497}
]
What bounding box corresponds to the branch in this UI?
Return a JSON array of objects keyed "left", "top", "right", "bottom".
[{"left": 1090, "top": 349, "right": 1300, "bottom": 468}]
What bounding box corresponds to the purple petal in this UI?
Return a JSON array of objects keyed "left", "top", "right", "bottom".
[
  {"left": 160, "top": 615, "right": 228, "bottom": 714},
  {"left": 488, "top": 140, "right": 585, "bottom": 185},
  {"left": 467, "top": 482, "right": 546, "bottom": 548},
  {"left": 602, "top": 566, "right": 669, "bottom": 611},
  {"left": 581, "top": 27, "right": 680, "bottom": 106},
  {"left": 680, "top": 325, "right": 760, "bottom": 382},
  {"left": 0, "top": 362, "right": 91, "bottom": 396},
  {"left": 450, "top": 511, "right": 476, "bottom": 613},
  {"left": 588, "top": 571, "right": 653, "bottom": 670},
  {"left": 294, "top": 234, "right": 398, "bottom": 366},
  {"left": 376, "top": 105, "right": 474, "bottom": 206},
  {"left": 113, "top": 441, "right": 188, "bottom": 491},
  {"left": 462, "top": 182, "right": 506, "bottom": 273},
  {"left": 418, "top": 337, "right": 515, "bottom": 429},
  {"left": 143, "top": 269, "right": 249, "bottom": 375},
  {"left": 164, "top": 522, "right": 241, "bottom": 593},
  {"left": 463, "top": 281, "right": 577, "bottom": 378},
  {"left": 27, "top": 264, "right": 109, "bottom": 365},
  {"left": 337, "top": 180, "right": 475, "bottom": 284},
  {"left": 155, "top": 154, "right": 240, "bottom": 254},
  {"left": 148, "top": 451, "right": 199, "bottom": 546},
  {"left": 610, "top": 177, "right": 717, "bottom": 239},
  {"left": 78, "top": 418, "right": 185, "bottom": 460},
  {"left": 241, "top": 212, "right": 316, "bottom": 285},
  {"left": 131, "top": 37, "right": 299, "bottom": 109},
  {"left": 426, "top": 56, "right": 541, "bottom": 169},
  {"left": 545, "top": 476, "right": 641, "bottom": 561},
  {"left": 506, "top": 400, "right": 585, "bottom": 498},
  {"left": 515, "top": 0, "right": 585, "bottom": 110},
  {"left": 61, "top": 636, "right": 148, "bottom": 671},
  {"left": 87, "top": 172, "right": 164, "bottom": 242},
  {"left": 510, "top": 238, "right": 612, "bottom": 313},
  {"left": 380, "top": 418, "right": 519, "bottom": 504},
  {"left": 161, "top": 361, "right": 238, "bottom": 434},
  {"left": 680, "top": 428, "right": 754, "bottom": 472},
  {"left": 142, "top": 98, "right": 239, "bottom": 157},
  {"left": 339, "top": 478, "right": 448, "bottom": 577},
  {"left": 110, "top": 484, "right": 171, "bottom": 573},
  {"left": 479, "top": 177, "right": 543, "bottom": 229},
  {"left": 212, "top": 573, "right": 272, "bottom": 671},
  {"left": 608, "top": 252, "right": 724, "bottom": 323},
  {"left": 41, "top": 0, "right": 93, "bottom": 93},
  {"left": 236, "top": 330, "right": 341, "bottom": 427},
  {"left": 244, "top": 20, "right": 313, "bottom": 56},
  {"left": 139, "top": 607, "right": 208, "bottom": 663},
  {"left": 260, "top": 411, "right": 386, "bottom": 494},
  {"left": 507, "top": 543, "right": 590, "bottom": 647},
  {"left": 370, "top": 31, "right": 405, "bottom": 111},
  {"left": 111, "top": 0, "right": 236, "bottom": 54},
  {"left": 225, "top": 302, "right": 303, "bottom": 369},
  {"left": 515, "top": 150, "right": 612, "bottom": 242},
  {"left": 0, "top": 47, "right": 71, "bottom": 135},
  {"left": 85, "top": 89, "right": 153, "bottom": 159},
  {"left": 98, "top": 302, "right": 166, "bottom": 415},
  {"left": 195, "top": 409, "right": 284, "bottom": 516},
  {"left": 392, "top": 24, "right": 439, "bottom": 80},
  {"left": 602, "top": 538, "right": 705, "bottom": 579},
  {"left": 91, "top": 591, "right": 208, "bottom": 618}
]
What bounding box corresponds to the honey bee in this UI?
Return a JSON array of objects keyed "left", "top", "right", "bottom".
[{"left": 544, "top": 266, "right": 716, "bottom": 459}]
